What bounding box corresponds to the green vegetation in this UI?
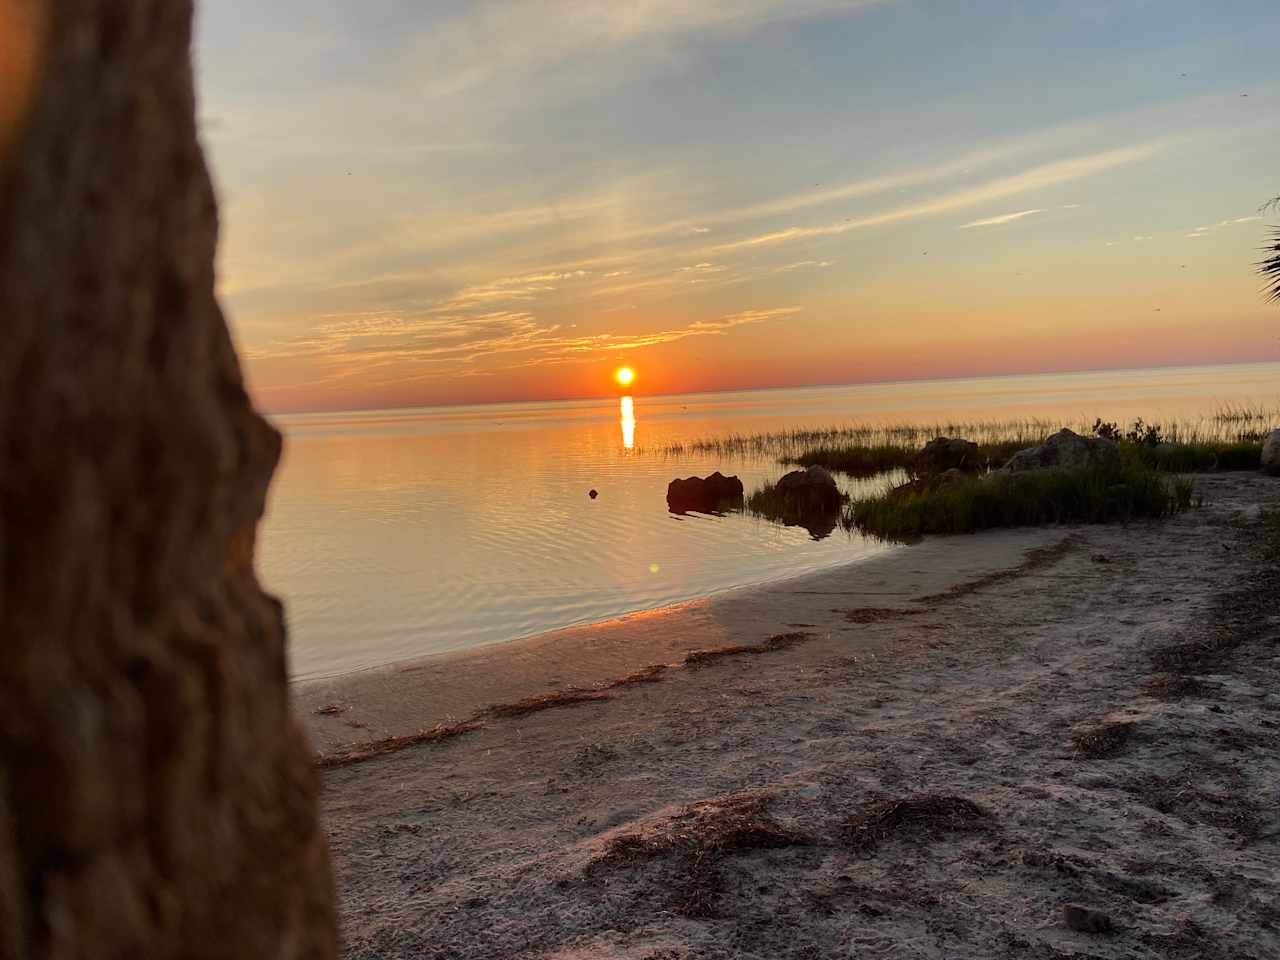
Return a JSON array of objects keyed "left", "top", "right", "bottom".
[
  {"left": 1121, "top": 439, "right": 1263, "bottom": 472},
  {"left": 784, "top": 439, "right": 1029, "bottom": 477},
  {"left": 845, "top": 464, "right": 1195, "bottom": 540},
  {"left": 660, "top": 407, "right": 1276, "bottom": 472},
  {"left": 661, "top": 419, "right": 1059, "bottom": 461}
]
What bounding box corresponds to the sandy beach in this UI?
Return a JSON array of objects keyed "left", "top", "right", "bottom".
[{"left": 305, "top": 472, "right": 1280, "bottom": 959}]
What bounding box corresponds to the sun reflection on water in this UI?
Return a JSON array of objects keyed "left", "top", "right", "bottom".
[{"left": 620, "top": 395, "right": 636, "bottom": 450}]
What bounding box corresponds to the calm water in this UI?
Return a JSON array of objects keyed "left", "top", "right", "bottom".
[{"left": 262, "top": 362, "right": 1279, "bottom": 680}]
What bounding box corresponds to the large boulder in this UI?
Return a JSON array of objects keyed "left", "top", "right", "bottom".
[
  {"left": 0, "top": 4, "right": 337, "bottom": 958},
  {"left": 775, "top": 464, "right": 844, "bottom": 513},
  {"left": 1263, "top": 430, "right": 1280, "bottom": 476},
  {"left": 667, "top": 471, "right": 745, "bottom": 513},
  {"left": 1003, "top": 428, "right": 1120, "bottom": 473},
  {"left": 911, "top": 437, "right": 980, "bottom": 477}
]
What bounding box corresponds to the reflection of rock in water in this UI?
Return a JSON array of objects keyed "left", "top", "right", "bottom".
[
  {"left": 746, "top": 465, "right": 845, "bottom": 541},
  {"left": 767, "top": 505, "right": 840, "bottom": 541}
]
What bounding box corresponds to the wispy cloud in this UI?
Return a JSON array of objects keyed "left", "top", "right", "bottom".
[
  {"left": 959, "top": 208, "right": 1046, "bottom": 229},
  {"left": 250, "top": 301, "right": 802, "bottom": 380},
  {"left": 714, "top": 142, "right": 1163, "bottom": 251},
  {"left": 1185, "top": 215, "right": 1262, "bottom": 239},
  {"left": 776, "top": 260, "right": 834, "bottom": 272},
  {"left": 403, "top": 1, "right": 889, "bottom": 99}
]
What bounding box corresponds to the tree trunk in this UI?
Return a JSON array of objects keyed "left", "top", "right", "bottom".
[{"left": 0, "top": 2, "right": 338, "bottom": 957}]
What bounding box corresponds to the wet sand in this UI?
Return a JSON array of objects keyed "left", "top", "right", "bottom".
[{"left": 305, "top": 473, "right": 1280, "bottom": 959}]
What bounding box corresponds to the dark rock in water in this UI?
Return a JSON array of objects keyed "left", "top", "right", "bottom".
[
  {"left": 911, "top": 437, "right": 980, "bottom": 476},
  {"left": 667, "top": 471, "right": 745, "bottom": 513},
  {"left": 1263, "top": 429, "right": 1280, "bottom": 476},
  {"left": 748, "top": 465, "right": 844, "bottom": 540},
  {"left": 1061, "top": 903, "right": 1113, "bottom": 934},
  {"left": 775, "top": 465, "right": 844, "bottom": 513},
  {"left": 1003, "top": 428, "right": 1119, "bottom": 473},
  {"left": 589, "top": 489, "right": 599, "bottom": 499}
]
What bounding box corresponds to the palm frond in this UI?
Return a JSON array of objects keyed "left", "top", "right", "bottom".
[{"left": 1263, "top": 226, "right": 1280, "bottom": 302}]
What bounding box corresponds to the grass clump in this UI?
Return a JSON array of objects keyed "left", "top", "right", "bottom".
[
  {"left": 1121, "top": 439, "right": 1262, "bottom": 472},
  {"left": 846, "top": 465, "right": 1194, "bottom": 539}
]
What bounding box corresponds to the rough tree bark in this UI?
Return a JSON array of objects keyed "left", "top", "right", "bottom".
[{"left": 0, "top": 2, "right": 338, "bottom": 957}]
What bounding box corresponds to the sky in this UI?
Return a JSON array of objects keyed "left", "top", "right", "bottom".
[{"left": 195, "top": 0, "right": 1280, "bottom": 413}]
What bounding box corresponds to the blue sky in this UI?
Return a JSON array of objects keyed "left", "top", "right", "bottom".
[{"left": 195, "top": 1, "right": 1280, "bottom": 411}]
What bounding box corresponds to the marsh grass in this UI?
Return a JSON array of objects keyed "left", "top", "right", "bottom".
[
  {"left": 785, "top": 439, "right": 1029, "bottom": 477},
  {"left": 660, "top": 419, "right": 1060, "bottom": 461},
  {"left": 1121, "top": 440, "right": 1263, "bottom": 472},
  {"left": 845, "top": 465, "right": 1194, "bottom": 539},
  {"left": 659, "top": 406, "right": 1277, "bottom": 471}
]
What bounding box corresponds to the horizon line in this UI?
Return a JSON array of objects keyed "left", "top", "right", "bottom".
[{"left": 258, "top": 356, "right": 1279, "bottom": 419}]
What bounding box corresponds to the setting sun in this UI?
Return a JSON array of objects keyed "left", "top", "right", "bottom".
[{"left": 614, "top": 366, "right": 636, "bottom": 388}]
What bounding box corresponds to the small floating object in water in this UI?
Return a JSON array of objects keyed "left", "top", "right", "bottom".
[{"left": 589, "top": 489, "right": 598, "bottom": 499}]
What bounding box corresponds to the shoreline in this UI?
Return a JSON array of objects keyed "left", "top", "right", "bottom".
[
  {"left": 295, "top": 525, "right": 1066, "bottom": 756},
  {"left": 319, "top": 472, "right": 1280, "bottom": 959},
  {"left": 288, "top": 533, "right": 891, "bottom": 686}
]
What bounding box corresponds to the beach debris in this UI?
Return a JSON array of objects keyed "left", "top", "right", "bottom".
[
  {"left": 588, "top": 489, "right": 598, "bottom": 499},
  {"left": 1062, "top": 903, "right": 1114, "bottom": 934},
  {"left": 683, "top": 631, "right": 813, "bottom": 668},
  {"left": 589, "top": 792, "right": 809, "bottom": 918},
  {"left": 316, "top": 720, "right": 482, "bottom": 769},
  {"left": 910, "top": 436, "right": 980, "bottom": 477},
  {"left": 844, "top": 607, "right": 922, "bottom": 624},
  {"left": 316, "top": 703, "right": 345, "bottom": 716},
  {"left": 666, "top": 471, "right": 744, "bottom": 513},
  {"left": 482, "top": 689, "right": 611, "bottom": 719},
  {"left": 1071, "top": 719, "right": 1135, "bottom": 759},
  {"left": 844, "top": 794, "right": 990, "bottom": 852},
  {"left": 1002, "top": 428, "right": 1120, "bottom": 472},
  {"left": 1262, "top": 429, "right": 1280, "bottom": 475}
]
